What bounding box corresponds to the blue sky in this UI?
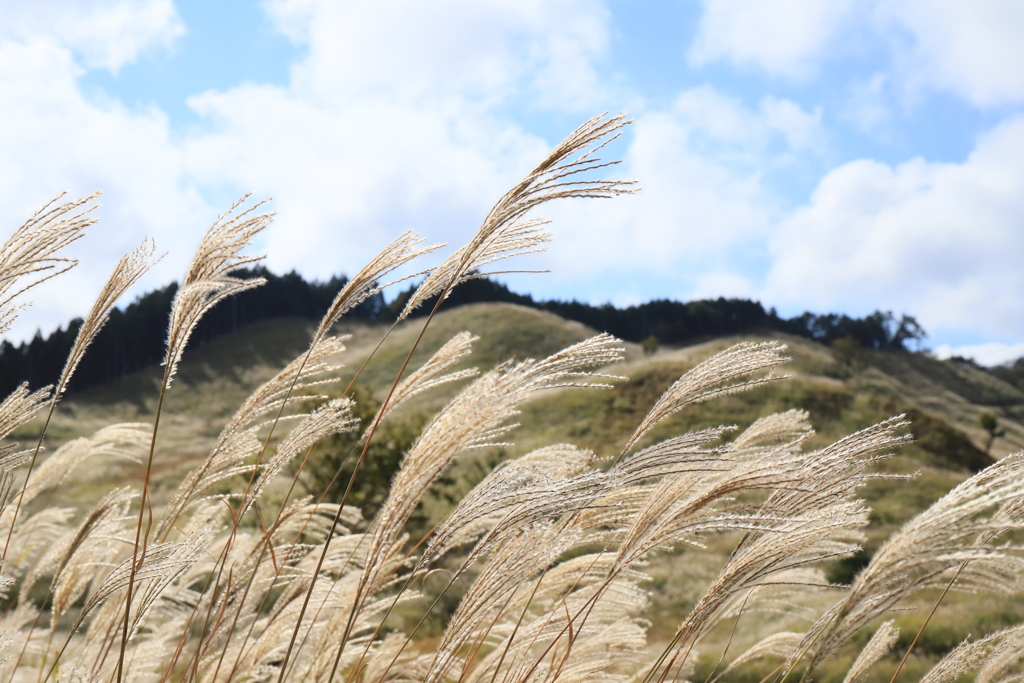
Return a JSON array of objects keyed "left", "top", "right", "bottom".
[{"left": 1, "top": 0, "right": 1023, "bottom": 364}]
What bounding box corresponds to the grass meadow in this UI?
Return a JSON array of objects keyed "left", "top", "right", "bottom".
[{"left": 0, "top": 114, "right": 1023, "bottom": 683}]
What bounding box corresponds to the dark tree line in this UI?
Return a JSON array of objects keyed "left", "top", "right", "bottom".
[
  {"left": 779, "top": 310, "right": 927, "bottom": 351},
  {"left": 0, "top": 268, "right": 379, "bottom": 396},
  {"left": 0, "top": 270, "right": 926, "bottom": 397},
  {"left": 395, "top": 277, "right": 926, "bottom": 350}
]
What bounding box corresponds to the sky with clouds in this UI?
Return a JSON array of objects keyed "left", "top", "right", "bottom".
[{"left": 1, "top": 0, "right": 1022, "bottom": 365}]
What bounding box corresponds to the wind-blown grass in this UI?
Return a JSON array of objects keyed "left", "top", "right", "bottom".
[{"left": 0, "top": 114, "right": 1021, "bottom": 683}]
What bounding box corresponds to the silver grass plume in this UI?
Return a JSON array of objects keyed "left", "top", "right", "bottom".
[
  {"left": 0, "top": 192, "right": 96, "bottom": 335},
  {"left": 921, "top": 626, "right": 1024, "bottom": 683},
  {"left": 156, "top": 334, "right": 347, "bottom": 539},
  {"left": 460, "top": 468, "right": 612, "bottom": 571},
  {"left": 550, "top": 617, "right": 648, "bottom": 683},
  {"left": 730, "top": 409, "right": 813, "bottom": 451},
  {"left": 212, "top": 238, "right": 445, "bottom": 670},
  {"left": 126, "top": 216, "right": 271, "bottom": 682},
  {"left": 743, "top": 416, "right": 910, "bottom": 526},
  {"left": 611, "top": 426, "right": 733, "bottom": 485},
  {"left": 359, "top": 334, "right": 624, "bottom": 602},
  {"left": 82, "top": 531, "right": 212, "bottom": 639},
  {"left": 53, "top": 239, "right": 160, "bottom": 398},
  {"left": 976, "top": 626, "right": 1024, "bottom": 683},
  {"left": 359, "top": 632, "right": 432, "bottom": 683},
  {"left": 309, "top": 336, "right": 623, "bottom": 681},
  {"left": 716, "top": 568, "right": 833, "bottom": 627},
  {"left": 802, "top": 450, "right": 1024, "bottom": 673},
  {"left": 649, "top": 418, "right": 908, "bottom": 676},
  {"left": 424, "top": 444, "right": 597, "bottom": 564},
  {"left": 314, "top": 231, "right": 441, "bottom": 339},
  {"left": 665, "top": 501, "right": 869, "bottom": 667},
  {"left": 196, "top": 232, "right": 441, "bottom": 666},
  {"left": 400, "top": 113, "right": 636, "bottom": 320},
  {"left": 424, "top": 524, "right": 573, "bottom": 683},
  {"left": 13, "top": 423, "right": 149, "bottom": 508},
  {"left": 163, "top": 195, "right": 271, "bottom": 389},
  {"left": 480, "top": 568, "right": 650, "bottom": 683},
  {"left": 622, "top": 341, "right": 790, "bottom": 453},
  {"left": 0, "top": 204, "right": 144, "bottom": 609},
  {"left": 0, "top": 383, "right": 50, "bottom": 442},
  {"left": 0, "top": 382, "right": 55, "bottom": 560},
  {"left": 713, "top": 632, "right": 803, "bottom": 682},
  {"left": 367, "top": 331, "right": 480, "bottom": 430},
  {"left": 243, "top": 398, "right": 358, "bottom": 513},
  {"left": 842, "top": 620, "right": 899, "bottom": 683},
  {"left": 1, "top": 506, "right": 75, "bottom": 576},
  {"left": 35, "top": 487, "right": 135, "bottom": 628},
  {"left": 612, "top": 427, "right": 810, "bottom": 572}
]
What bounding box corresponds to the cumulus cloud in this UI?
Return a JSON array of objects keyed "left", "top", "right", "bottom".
[
  {"left": 1, "top": 0, "right": 1022, "bottom": 360},
  {"left": 263, "top": 0, "right": 610, "bottom": 110},
  {"left": 527, "top": 88, "right": 821, "bottom": 300},
  {"left": 0, "top": 35, "right": 209, "bottom": 343},
  {"left": 689, "top": 0, "right": 1024, "bottom": 106},
  {"left": 763, "top": 116, "right": 1024, "bottom": 342},
  {"left": 0, "top": 0, "right": 620, "bottom": 340},
  {"left": 182, "top": 0, "right": 621, "bottom": 283},
  {"left": 934, "top": 343, "right": 1024, "bottom": 367},
  {"left": 688, "top": 0, "right": 860, "bottom": 79},
  {"left": 1, "top": 0, "right": 183, "bottom": 72},
  {"left": 889, "top": 0, "right": 1024, "bottom": 106},
  {"left": 183, "top": 84, "right": 547, "bottom": 280}
]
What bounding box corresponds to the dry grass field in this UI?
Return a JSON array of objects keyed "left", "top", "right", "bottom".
[{"left": 1, "top": 114, "right": 1024, "bottom": 683}]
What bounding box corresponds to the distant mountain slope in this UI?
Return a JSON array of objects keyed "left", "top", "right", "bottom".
[
  {"left": 39, "top": 303, "right": 1021, "bottom": 481},
  {"left": 0, "top": 270, "right": 931, "bottom": 396}
]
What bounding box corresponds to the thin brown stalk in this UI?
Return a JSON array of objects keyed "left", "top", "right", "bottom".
[
  {"left": 186, "top": 233, "right": 431, "bottom": 680},
  {"left": 219, "top": 334, "right": 406, "bottom": 683},
  {"left": 281, "top": 294, "right": 445, "bottom": 683},
  {"left": 118, "top": 196, "right": 269, "bottom": 683},
  {"left": 116, "top": 371, "right": 169, "bottom": 683},
  {"left": 889, "top": 564, "right": 966, "bottom": 683},
  {"left": 703, "top": 589, "right": 754, "bottom": 683},
  {"left": 757, "top": 662, "right": 789, "bottom": 683},
  {"left": 457, "top": 588, "right": 521, "bottom": 683}
]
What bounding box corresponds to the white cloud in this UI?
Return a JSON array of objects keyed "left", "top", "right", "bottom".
[
  {"left": 183, "top": 84, "right": 547, "bottom": 280},
  {"left": 759, "top": 97, "right": 825, "bottom": 151},
  {"left": 763, "top": 116, "right": 1024, "bottom": 342},
  {"left": 0, "top": 0, "right": 621, "bottom": 341},
  {"left": 934, "top": 343, "right": 1024, "bottom": 367},
  {"left": 688, "top": 0, "right": 860, "bottom": 79},
  {"left": 0, "top": 36, "right": 211, "bottom": 342},
  {"left": 181, "top": 0, "right": 621, "bottom": 282},
  {"left": 690, "top": 272, "right": 757, "bottom": 301},
  {"left": 889, "top": 0, "right": 1024, "bottom": 106},
  {"left": 0, "top": 0, "right": 183, "bottom": 72},
  {"left": 843, "top": 73, "right": 892, "bottom": 135},
  {"left": 263, "top": 0, "right": 610, "bottom": 111},
  {"left": 688, "top": 0, "right": 1024, "bottom": 106},
  {"left": 651, "top": 87, "right": 826, "bottom": 169},
  {"left": 529, "top": 88, "right": 821, "bottom": 293},
  {"left": 2, "top": 0, "right": 1021, "bottom": 362}
]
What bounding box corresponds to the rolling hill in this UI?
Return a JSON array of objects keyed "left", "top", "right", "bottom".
[
  {"left": 25, "top": 302, "right": 1022, "bottom": 511},
  {"left": 13, "top": 302, "right": 1024, "bottom": 677}
]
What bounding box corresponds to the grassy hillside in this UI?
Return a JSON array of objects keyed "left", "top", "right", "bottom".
[
  {"left": 19, "top": 302, "right": 1024, "bottom": 679},
  {"left": 31, "top": 303, "right": 1023, "bottom": 507}
]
